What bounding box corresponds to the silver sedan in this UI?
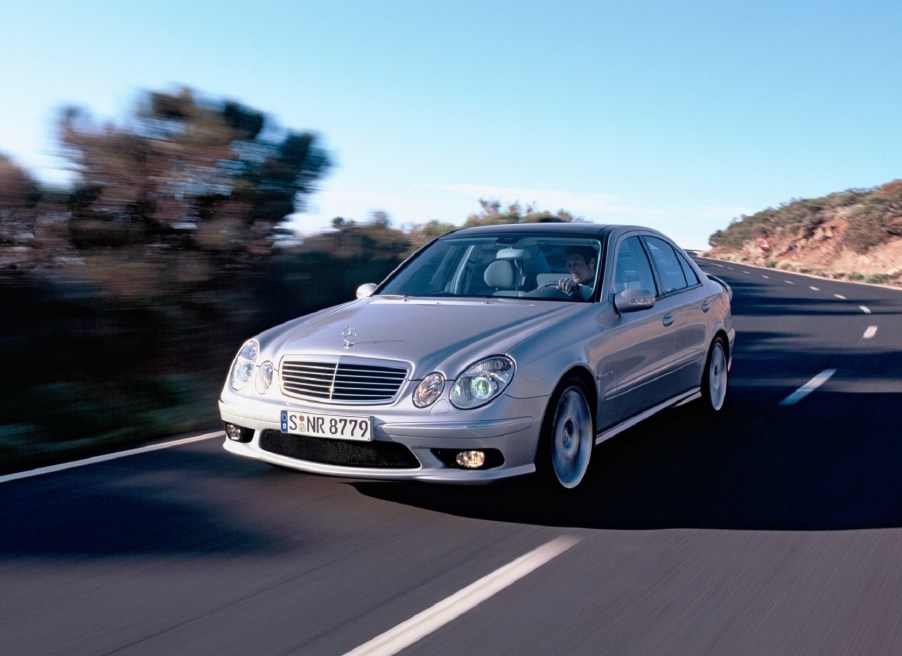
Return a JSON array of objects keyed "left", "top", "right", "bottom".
[{"left": 220, "top": 223, "right": 734, "bottom": 491}]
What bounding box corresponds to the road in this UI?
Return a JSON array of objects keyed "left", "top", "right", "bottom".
[{"left": 2, "top": 260, "right": 902, "bottom": 655}]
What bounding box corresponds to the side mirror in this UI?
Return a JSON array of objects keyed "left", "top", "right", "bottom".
[
  {"left": 614, "top": 287, "right": 655, "bottom": 313},
  {"left": 356, "top": 283, "right": 378, "bottom": 299}
]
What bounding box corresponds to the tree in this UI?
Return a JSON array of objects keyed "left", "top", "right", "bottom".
[
  {"left": 304, "top": 211, "right": 411, "bottom": 259},
  {"left": 406, "top": 219, "right": 457, "bottom": 248},
  {"left": 0, "top": 154, "right": 41, "bottom": 244},
  {"left": 464, "top": 198, "right": 582, "bottom": 226},
  {"left": 58, "top": 87, "right": 330, "bottom": 256}
]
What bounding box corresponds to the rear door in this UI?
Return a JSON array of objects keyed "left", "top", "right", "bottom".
[{"left": 641, "top": 235, "right": 710, "bottom": 394}]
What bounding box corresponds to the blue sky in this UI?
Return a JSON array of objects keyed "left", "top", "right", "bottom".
[{"left": 2, "top": 1, "right": 900, "bottom": 248}]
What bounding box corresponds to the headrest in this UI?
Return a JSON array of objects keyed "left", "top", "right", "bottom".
[{"left": 484, "top": 260, "right": 515, "bottom": 289}]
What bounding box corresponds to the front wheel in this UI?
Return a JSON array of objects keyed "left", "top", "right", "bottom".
[
  {"left": 539, "top": 379, "right": 594, "bottom": 490},
  {"left": 701, "top": 336, "right": 729, "bottom": 412}
]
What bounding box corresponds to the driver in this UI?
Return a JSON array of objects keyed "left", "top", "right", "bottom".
[{"left": 557, "top": 246, "right": 597, "bottom": 300}]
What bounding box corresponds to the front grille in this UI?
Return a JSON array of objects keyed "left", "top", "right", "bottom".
[
  {"left": 281, "top": 359, "right": 408, "bottom": 403},
  {"left": 260, "top": 430, "right": 420, "bottom": 469}
]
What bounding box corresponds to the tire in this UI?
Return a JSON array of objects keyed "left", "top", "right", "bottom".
[
  {"left": 539, "top": 377, "right": 595, "bottom": 491},
  {"left": 701, "top": 336, "right": 729, "bottom": 412}
]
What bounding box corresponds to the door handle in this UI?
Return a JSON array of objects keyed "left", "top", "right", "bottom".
[
  {"left": 663, "top": 313, "right": 674, "bottom": 327},
  {"left": 702, "top": 300, "right": 711, "bottom": 312}
]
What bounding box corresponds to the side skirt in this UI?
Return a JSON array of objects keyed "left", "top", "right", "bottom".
[{"left": 595, "top": 388, "right": 700, "bottom": 445}]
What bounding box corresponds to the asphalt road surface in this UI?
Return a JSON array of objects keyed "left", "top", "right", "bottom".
[{"left": 2, "top": 260, "right": 902, "bottom": 656}]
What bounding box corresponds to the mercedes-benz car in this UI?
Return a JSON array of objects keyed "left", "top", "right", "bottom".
[{"left": 220, "top": 223, "right": 734, "bottom": 490}]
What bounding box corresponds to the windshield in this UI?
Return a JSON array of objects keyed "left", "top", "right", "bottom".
[{"left": 379, "top": 235, "right": 603, "bottom": 301}]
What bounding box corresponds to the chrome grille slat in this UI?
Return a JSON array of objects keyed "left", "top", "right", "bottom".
[{"left": 280, "top": 359, "right": 408, "bottom": 404}]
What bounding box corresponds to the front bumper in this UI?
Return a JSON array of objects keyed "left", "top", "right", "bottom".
[{"left": 218, "top": 392, "right": 544, "bottom": 483}]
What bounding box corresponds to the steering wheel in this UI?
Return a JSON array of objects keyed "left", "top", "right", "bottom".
[{"left": 525, "top": 284, "right": 571, "bottom": 299}]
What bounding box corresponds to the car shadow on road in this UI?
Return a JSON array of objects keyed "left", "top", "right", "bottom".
[
  {"left": 354, "top": 374, "right": 902, "bottom": 532},
  {"left": 352, "top": 405, "right": 902, "bottom": 532},
  {"left": 354, "top": 271, "right": 902, "bottom": 531}
]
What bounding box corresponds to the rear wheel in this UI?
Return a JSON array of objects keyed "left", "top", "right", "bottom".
[
  {"left": 701, "top": 336, "right": 728, "bottom": 412},
  {"left": 539, "top": 378, "right": 594, "bottom": 490}
]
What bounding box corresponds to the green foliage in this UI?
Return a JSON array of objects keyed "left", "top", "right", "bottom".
[
  {"left": 406, "top": 219, "right": 458, "bottom": 248},
  {"left": 465, "top": 199, "right": 582, "bottom": 226},
  {"left": 708, "top": 183, "right": 902, "bottom": 253},
  {"left": 2, "top": 83, "right": 600, "bottom": 473},
  {"left": 58, "top": 86, "right": 330, "bottom": 258},
  {"left": 0, "top": 154, "right": 41, "bottom": 244},
  {"left": 0, "top": 212, "right": 415, "bottom": 472},
  {"left": 311, "top": 213, "right": 413, "bottom": 260},
  {"left": 865, "top": 273, "right": 895, "bottom": 284},
  {"left": 0, "top": 374, "right": 214, "bottom": 474},
  {"left": 842, "top": 181, "right": 902, "bottom": 253}
]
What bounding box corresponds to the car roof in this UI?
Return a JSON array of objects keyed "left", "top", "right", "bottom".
[
  {"left": 443, "top": 222, "right": 659, "bottom": 240},
  {"left": 446, "top": 222, "right": 609, "bottom": 238}
]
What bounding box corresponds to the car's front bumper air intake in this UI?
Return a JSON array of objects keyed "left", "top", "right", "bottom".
[{"left": 259, "top": 430, "right": 420, "bottom": 469}]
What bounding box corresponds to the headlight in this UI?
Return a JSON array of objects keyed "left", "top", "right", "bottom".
[
  {"left": 255, "top": 361, "right": 274, "bottom": 394},
  {"left": 413, "top": 372, "right": 446, "bottom": 408},
  {"left": 230, "top": 340, "right": 259, "bottom": 391},
  {"left": 450, "top": 356, "right": 515, "bottom": 409}
]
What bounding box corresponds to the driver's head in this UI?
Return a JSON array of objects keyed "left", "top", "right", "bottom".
[{"left": 565, "top": 247, "right": 596, "bottom": 284}]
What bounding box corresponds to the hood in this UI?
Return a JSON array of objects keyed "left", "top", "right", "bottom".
[{"left": 257, "top": 296, "right": 581, "bottom": 378}]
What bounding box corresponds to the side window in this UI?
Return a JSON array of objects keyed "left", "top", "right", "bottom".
[
  {"left": 643, "top": 236, "right": 688, "bottom": 295},
  {"left": 613, "top": 236, "right": 657, "bottom": 295},
  {"left": 677, "top": 250, "right": 700, "bottom": 286}
]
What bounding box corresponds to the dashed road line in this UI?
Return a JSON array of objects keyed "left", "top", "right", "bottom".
[
  {"left": 344, "top": 536, "right": 583, "bottom": 656},
  {"left": 780, "top": 369, "right": 837, "bottom": 406},
  {"left": 701, "top": 267, "right": 881, "bottom": 408}
]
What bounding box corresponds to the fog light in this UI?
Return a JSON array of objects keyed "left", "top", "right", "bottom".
[
  {"left": 455, "top": 450, "right": 486, "bottom": 469},
  {"left": 224, "top": 423, "right": 252, "bottom": 442}
]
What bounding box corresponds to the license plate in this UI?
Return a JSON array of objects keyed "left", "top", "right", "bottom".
[{"left": 280, "top": 410, "right": 372, "bottom": 441}]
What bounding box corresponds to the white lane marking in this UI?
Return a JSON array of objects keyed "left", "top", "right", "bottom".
[
  {"left": 860, "top": 305, "right": 872, "bottom": 314},
  {"left": 780, "top": 370, "right": 837, "bottom": 406},
  {"left": 0, "top": 431, "right": 222, "bottom": 485},
  {"left": 785, "top": 280, "right": 795, "bottom": 285},
  {"left": 863, "top": 326, "right": 878, "bottom": 339},
  {"left": 809, "top": 286, "right": 820, "bottom": 291},
  {"left": 762, "top": 275, "right": 770, "bottom": 279},
  {"left": 344, "top": 536, "right": 582, "bottom": 656},
  {"left": 834, "top": 294, "right": 847, "bottom": 300}
]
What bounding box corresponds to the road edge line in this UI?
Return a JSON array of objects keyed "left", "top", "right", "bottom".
[{"left": 0, "top": 431, "right": 223, "bottom": 484}]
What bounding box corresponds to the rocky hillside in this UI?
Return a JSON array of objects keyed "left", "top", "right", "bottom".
[{"left": 705, "top": 180, "right": 902, "bottom": 286}]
